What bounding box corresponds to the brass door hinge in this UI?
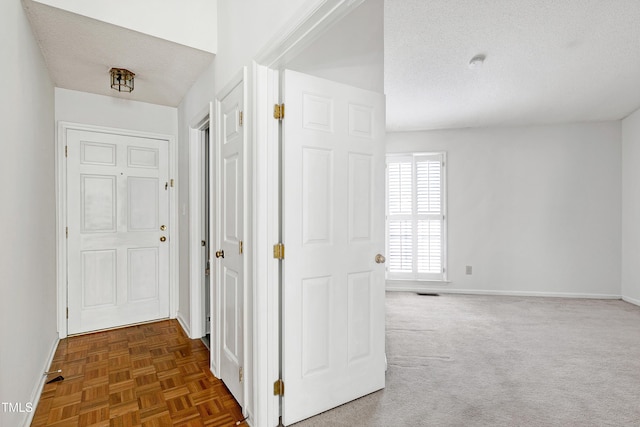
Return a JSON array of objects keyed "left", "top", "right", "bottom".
[
  {"left": 273, "top": 243, "right": 285, "bottom": 260},
  {"left": 239, "top": 366, "right": 243, "bottom": 382},
  {"left": 239, "top": 240, "right": 243, "bottom": 254},
  {"left": 66, "top": 307, "right": 69, "bottom": 319},
  {"left": 273, "top": 104, "right": 285, "bottom": 120},
  {"left": 65, "top": 227, "right": 68, "bottom": 239},
  {"left": 273, "top": 379, "right": 284, "bottom": 396},
  {"left": 170, "top": 179, "right": 174, "bottom": 188},
  {"left": 65, "top": 146, "right": 68, "bottom": 157},
  {"left": 239, "top": 111, "right": 244, "bottom": 127}
]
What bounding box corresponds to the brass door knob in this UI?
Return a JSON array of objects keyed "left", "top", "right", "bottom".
[
  {"left": 215, "top": 250, "right": 225, "bottom": 259},
  {"left": 375, "top": 254, "right": 386, "bottom": 264},
  {"left": 160, "top": 236, "right": 167, "bottom": 242}
]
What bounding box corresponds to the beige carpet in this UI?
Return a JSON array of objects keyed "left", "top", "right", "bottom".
[{"left": 294, "top": 292, "right": 640, "bottom": 426}]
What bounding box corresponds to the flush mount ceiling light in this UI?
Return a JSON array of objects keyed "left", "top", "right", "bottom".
[
  {"left": 109, "top": 68, "right": 135, "bottom": 92},
  {"left": 468, "top": 54, "right": 486, "bottom": 69}
]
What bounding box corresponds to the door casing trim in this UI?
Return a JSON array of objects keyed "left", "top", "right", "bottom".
[
  {"left": 56, "top": 121, "right": 178, "bottom": 339},
  {"left": 188, "top": 105, "right": 214, "bottom": 342},
  {"left": 250, "top": 1, "right": 366, "bottom": 425}
]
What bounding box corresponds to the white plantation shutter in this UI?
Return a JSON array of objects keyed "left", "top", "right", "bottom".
[
  {"left": 388, "top": 162, "right": 412, "bottom": 215},
  {"left": 388, "top": 220, "right": 412, "bottom": 272},
  {"left": 386, "top": 153, "right": 446, "bottom": 280}
]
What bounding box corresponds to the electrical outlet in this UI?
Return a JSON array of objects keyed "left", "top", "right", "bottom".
[{"left": 465, "top": 265, "right": 473, "bottom": 275}]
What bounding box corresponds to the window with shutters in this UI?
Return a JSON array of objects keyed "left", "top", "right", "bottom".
[{"left": 386, "top": 153, "right": 446, "bottom": 281}]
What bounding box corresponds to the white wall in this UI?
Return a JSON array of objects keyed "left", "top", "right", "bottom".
[
  {"left": 0, "top": 2, "right": 57, "bottom": 426},
  {"left": 622, "top": 108, "right": 640, "bottom": 304},
  {"left": 215, "top": 0, "right": 315, "bottom": 91},
  {"left": 387, "top": 122, "right": 622, "bottom": 298},
  {"left": 33, "top": 0, "right": 217, "bottom": 53},
  {"left": 55, "top": 88, "right": 178, "bottom": 135},
  {"left": 286, "top": 0, "right": 384, "bottom": 93},
  {"left": 176, "top": 61, "right": 215, "bottom": 332}
]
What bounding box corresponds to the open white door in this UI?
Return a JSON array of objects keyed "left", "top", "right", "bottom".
[
  {"left": 281, "top": 70, "right": 386, "bottom": 425},
  {"left": 215, "top": 79, "right": 245, "bottom": 408},
  {"left": 66, "top": 129, "right": 170, "bottom": 334}
]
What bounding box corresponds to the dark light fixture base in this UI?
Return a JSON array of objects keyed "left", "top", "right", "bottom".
[{"left": 109, "top": 67, "right": 135, "bottom": 93}]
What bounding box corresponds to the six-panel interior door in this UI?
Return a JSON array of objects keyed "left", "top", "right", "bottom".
[
  {"left": 67, "top": 129, "right": 170, "bottom": 335},
  {"left": 216, "top": 80, "right": 245, "bottom": 407},
  {"left": 281, "top": 70, "right": 387, "bottom": 425}
]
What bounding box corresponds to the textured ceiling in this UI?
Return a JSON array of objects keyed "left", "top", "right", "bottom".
[
  {"left": 385, "top": 0, "right": 640, "bottom": 131},
  {"left": 23, "top": 0, "right": 214, "bottom": 107}
]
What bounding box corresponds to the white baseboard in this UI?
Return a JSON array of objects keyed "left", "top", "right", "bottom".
[
  {"left": 386, "top": 286, "right": 621, "bottom": 300},
  {"left": 622, "top": 295, "right": 640, "bottom": 307},
  {"left": 176, "top": 312, "right": 191, "bottom": 338},
  {"left": 23, "top": 336, "right": 60, "bottom": 427},
  {"left": 386, "top": 284, "right": 446, "bottom": 293}
]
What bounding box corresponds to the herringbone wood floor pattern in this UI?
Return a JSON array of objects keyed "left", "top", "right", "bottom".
[{"left": 31, "top": 320, "right": 244, "bottom": 427}]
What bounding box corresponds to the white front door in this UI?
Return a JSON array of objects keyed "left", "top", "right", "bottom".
[
  {"left": 216, "top": 79, "right": 245, "bottom": 407},
  {"left": 281, "top": 70, "right": 386, "bottom": 425},
  {"left": 66, "top": 129, "right": 170, "bottom": 335}
]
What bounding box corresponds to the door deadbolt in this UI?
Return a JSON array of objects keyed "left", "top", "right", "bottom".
[
  {"left": 215, "top": 250, "right": 225, "bottom": 259},
  {"left": 160, "top": 225, "right": 167, "bottom": 231},
  {"left": 160, "top": 236, "right": 167, "bottom": 242},
  {"left": 375, "top": 254, "right": 386, "bottom": 264}
]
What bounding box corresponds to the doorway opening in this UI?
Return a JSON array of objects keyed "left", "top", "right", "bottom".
[
  {"left": 188, "top": 104, "right": 215, "bottom": 348},
  {"left": 201, "top": 126, "right": 212, "bottom": 349}
]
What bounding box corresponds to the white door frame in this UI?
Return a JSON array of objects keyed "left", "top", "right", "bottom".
[
  {"left": 188, "top": 104, "right": 215, "bottom": 341},
  {"left": 56, "top": 121, "right": 179, "bottom": 339},
  {"left": 250, "top": 1, "right": 367, "bottom": 425}
]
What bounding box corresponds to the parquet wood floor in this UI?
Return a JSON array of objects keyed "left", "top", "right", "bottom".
[{"left": 31, "top": 320, "right": 245, "bottom": 427}]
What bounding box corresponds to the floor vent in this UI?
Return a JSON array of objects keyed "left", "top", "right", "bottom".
[{"left": 417, "top": 292, "right": 440, "bottom": 296}]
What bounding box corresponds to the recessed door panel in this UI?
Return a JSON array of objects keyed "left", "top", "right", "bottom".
[
  {"left": 348, "top": 104, "right": 374, "bottom": 139},
  {"left": 348, "top": 272, "right": 372, "bottom": 363},
  {"left": 223, "top": 268, "right": 239, "bottom": 362},
  {"left": 81, "top": 175, "right": 116, "bottom": 233},
  {"left": 82, "top": 250, "right": 116, "bottom": 308},
  {"left": 224, "top": 106, "right": 240, "bottom": 141},
  {"left": 128, "top": 248, "right": 159, "bottom": 301},
  {"left": 128, "top": 147, "right": 159, "bottom": 168},
  {"left": 349, "top": 153, "right": 373, "bottom": 243},
  {"left": 128, "top": 177, "right": 159, "bottom": 231},
  {"left": 303, "top": 93, "right": 334, "bottom": 133},
  {"left": 302, "top": 148, "right": 333, "bottom": 245},
  {"left": 224, "top": 155, "right": 239, "bottom": 242},
  {"left": 81, "top": 142, "right": 116, "bottom": 166},
  {"left": 302, "top": 276, "right": 332, "bottom": 377}
]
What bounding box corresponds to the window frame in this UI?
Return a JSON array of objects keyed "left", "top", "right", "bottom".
[{"left": 385, "top": 152, "right": 448, "bottom": 282}]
